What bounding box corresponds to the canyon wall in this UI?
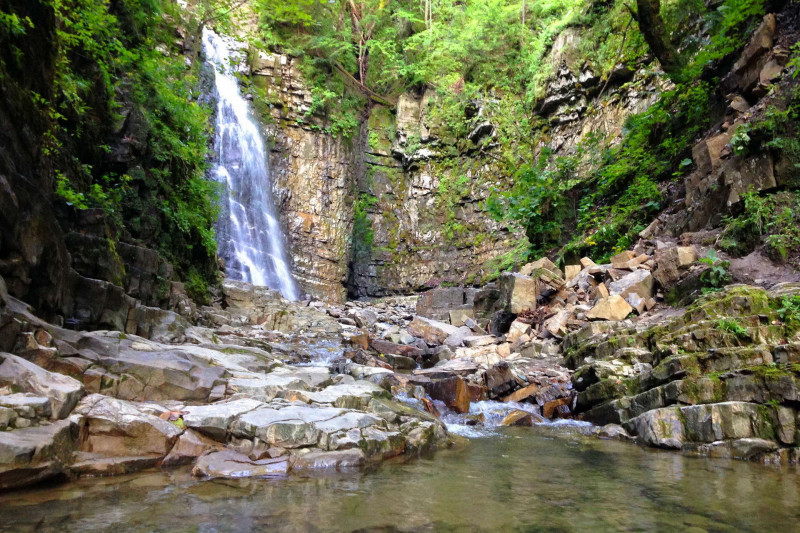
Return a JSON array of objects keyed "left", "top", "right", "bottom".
[{"left": 248, "top": 31, "right": 667, "bottom": 302}]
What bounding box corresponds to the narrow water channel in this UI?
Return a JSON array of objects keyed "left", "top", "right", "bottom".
[{"left": 2, "top": 426, "right": 798, "bottom": 532}]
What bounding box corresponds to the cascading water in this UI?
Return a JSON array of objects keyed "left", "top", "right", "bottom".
[{"left": 202, "top": 28, "right": 299, "bottom": 300}]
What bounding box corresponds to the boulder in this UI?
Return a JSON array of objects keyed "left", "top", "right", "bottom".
[
  {"left": 542, "top": 398, "right": 572, "bottom": 419},
  {"left": 125, "top": 305, "right": 189, "bottom": 343},
  {"left": 192, "top": 449, "right": 289, "bottom": 478},
  {"left": 501, "top": 410, "right": 542, "bottom": 426},
  {"left": 407, "top": 316, "right": 459, "bottom": 345},
  {"left": 543, "top": 309, "right": 571, "bottom": 338},
  {"left": 498, "top": 273, "right": 539, "bottom": 314},
  {"left": 721, "top": 153, "right": 776, "bottom": 205},
  {"left": 463, "top": 335, "right": 495, "bottom": 348},
  {"left": 506, "top": 320, "right": 530, "bottom": 343},
  {"left": 0, "top": 419, "right": 78, "bottom": 490},
  {"left": 693, "top": 131, "right": 734, "bottom": 175},
  {"left": 472, "top": 287, "right": 503, "bottom": 320},
  {"left": 520, "top": 258, "right": 564, "bottom": 280},
  {"left": 724, "top": 13, "right": 776, "bottom": 93},
  {"left": 449, "top": 309, "right": 475, "bottom": 327},
  {"left": 586, "top": 295, "right": 633, "bottom": 321},
  {"left": 162, "top": 429, "right": 223, "bottom": 467},
  {"left": 610, "top": 251, "right": 637, "bottom": 269},
  {"left": 415, "top": 287, "right": 471, "bottom": 323},
  {"left": 607, "top": 269, "right": 655, "bottom": 300},
  {"left": 564, "top": 265, "right": 581, "bottom": 282},
  {"left": 731, "top": 438, "right": 779, "bottom": 460},
  {"left": 0, "top": 353, "right": 84, "bottom": 419},
  {"left": 624, "top": 407, "right": 684, "bottom": 449},
  {"left": 368, "top": 398, "right": 440, "bottom": 425},
  {"left": 653, "top": 246, "right": 698, "bottom": 288},
  {"left": 183, "top": 398, "right": 263, "bottom": 440},
  {"left": 348, "top": 308, "right": 378, "bottom": 328},
  {"left": 484, "top": 362, "right": 517, "bottom": 399},
  {"left": 74, "top": 394, "right": 182, "bottom": 456},
  {"left": 424, "top": 376, "right": 471, "bottom": 413}
]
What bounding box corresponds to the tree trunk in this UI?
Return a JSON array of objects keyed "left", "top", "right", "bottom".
[{"left": 635, "top": 0, "right": 681, "bottom": 77}]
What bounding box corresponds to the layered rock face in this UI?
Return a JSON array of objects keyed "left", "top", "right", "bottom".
[
  {"left": 246, "top": 52, "right": 359, "bottom": 303},
  {"left": 0, "top": 1, "right": 204, "bottom": 330},
  {"left": 241, "top": 25, "right": 667, "bottom": 301},
  {"left": 653, "top": 12, "right": 799, "bottom": 236},
  {"left": 565, "top": 284, "right": 800, "bottom": 462},
  {"left": 347, "top": 96, "right": 518, "bottom": 297}
]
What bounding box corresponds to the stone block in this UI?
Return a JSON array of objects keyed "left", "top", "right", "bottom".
[{"left": 586, "top": 295, "right": 632, "bottom": 322}]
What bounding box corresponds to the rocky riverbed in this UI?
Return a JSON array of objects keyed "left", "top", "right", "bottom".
[{"left": 1, "top": 237, "right": 800, "bottom": 492}]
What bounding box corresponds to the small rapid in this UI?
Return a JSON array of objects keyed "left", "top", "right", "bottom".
[{"left": 203, "top": 28, "right": 298, "bottom": 300}]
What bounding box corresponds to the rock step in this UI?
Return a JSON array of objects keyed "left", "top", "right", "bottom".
[
  {"left": 576, "top": 345, "right": 797, "bottom": 418},
  {"left": 622, "top": 401, "right": 797, "bottom": 453}
]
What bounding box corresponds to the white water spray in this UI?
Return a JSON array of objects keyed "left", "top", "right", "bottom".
[{"left": 202, "top": 28, "right": 299, "bottom": 300}]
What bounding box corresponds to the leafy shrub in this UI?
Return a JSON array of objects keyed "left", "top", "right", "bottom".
[
  {"left": 698, "top": 249, "right": 732, "bottom": 291},
  {"left": 715, "top": 318, "right": 749, "bottom": 339},
  {"left": 777, "top": 295, "right": 800, "bottom": 330}
]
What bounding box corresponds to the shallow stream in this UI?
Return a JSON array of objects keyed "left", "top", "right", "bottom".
[{"left": 2, "top": 425, "right": 798, "bottom": 532}]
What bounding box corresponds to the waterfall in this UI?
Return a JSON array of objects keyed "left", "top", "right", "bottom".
[{"left": 202, "top": 28, "right": 299, "bottom": 300}]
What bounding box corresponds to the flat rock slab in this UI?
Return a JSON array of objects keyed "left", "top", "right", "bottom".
[
  {"left": 0, "top": 393, "right": 51, "bottom": 418},
  {"left": 291, "top": 449, "right": 366, "bottom": 470},
  {"left": 350, "top": 365, "right": 393, "bottom": 380},
  {"left": 271, "top": 366, "right": 332, "bottom": 388},
  {"left": 288, "top": 381, "right": 387, "bottom": 410},
  {"left": 230, "top": 404, "right": 383, "bottom": 449},
  {"left": 413, "top": 359, "right": 479, "bottom": 379},
  {"left": 183, "top": 398, "right": 263, "bottom": 440},
  {"left": 407, "top": 317, "right": 459, "bottom": 345},
  {"left": 0, "top": 353, "right": 84, "bottom": 419},
  {"left": 0, "top": 419, "right": 77, "bottom": 490},
  {"left": 227, "top": 374, "right": 309, "bottom": 398},
  {"left": 192, "top": 449, "right": 289, "bottom": 478},
  {"left": 70, "top": 453, "right": 161, "bottom": 476},
  {"left": 92, "top": 342, "right": 226, "bottom": 402}
]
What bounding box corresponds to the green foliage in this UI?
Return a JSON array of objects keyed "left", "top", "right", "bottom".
[
  {"left": 353, "top": 193, "right": 377, "bottom": 257},
  {"left": 776, "top": 295, "right": 800, "bottom": 330},
  {"left": 682, "top": 0, "right": 767, "bottom": 79},
  {"left": 185, "top": 267, "right": 212, "bottom": 305},
  {"left": 720, "top": 191, "right": 800, "bottom": 264},
  {"left": 715, "top": 318, "right": 749, "bottom": 339},
  {"left": 54, "top": 171, "right": 88, "bottom": 209},
  {"left": 698, "top": 249, "right": 732, "bottom": 290},
  {"left": 1, "top": 0, "right": 221, "bottom": 298},
  {"left": 487, "top": 152, "right": 578, "bottom": 256}
]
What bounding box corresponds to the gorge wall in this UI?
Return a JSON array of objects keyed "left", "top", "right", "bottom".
[{"left": 245, "top": 31, "right": 667, "bottom": 303}]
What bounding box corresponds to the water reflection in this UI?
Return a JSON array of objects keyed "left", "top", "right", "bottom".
[{"left": 1, "top": 427, "right": 798, "bottom": 532}]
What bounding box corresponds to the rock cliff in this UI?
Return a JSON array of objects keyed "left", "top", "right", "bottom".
[{"left": 245, "top": 30, "right": 671, "bottom": 302}]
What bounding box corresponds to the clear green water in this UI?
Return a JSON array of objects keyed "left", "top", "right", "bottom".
[{"left": 1, "top": 425, "right": 799, "bottom": 532}]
